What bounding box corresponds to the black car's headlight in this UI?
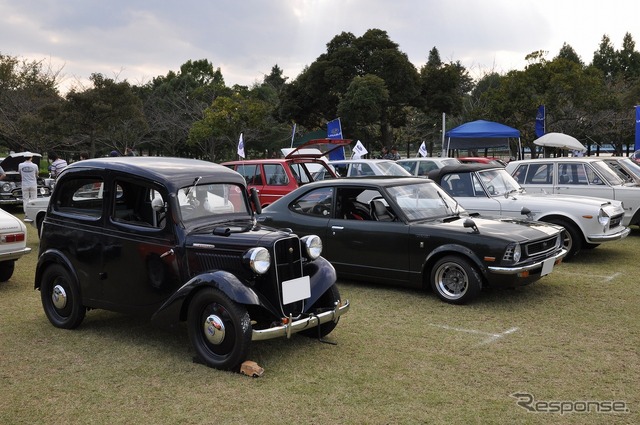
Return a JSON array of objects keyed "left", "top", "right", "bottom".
[
  {"left": 1, "top": 183, "right": 12, "bottom": 192},
  {"left": 301, "top": 235, "right": 322, "bottom": 260},
  {"left": 503, "top": 243, "right": 522, "bottom": 263},
  {"left": 243, "top": 247, "right": 271, "bottom": 274}
]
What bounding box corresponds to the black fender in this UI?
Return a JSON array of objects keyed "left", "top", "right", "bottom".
[
  {"left": 303, "top": 256, "right": 338, "bottom": 311},
  {"left": 423, "top": 244, "right": 487, "bottom": 280},
  {"left": 34, "top": 249, "right": 79, "bottom": 290},
  {"left": 150, "top": 270, "right": 261, "bottom": 327}
]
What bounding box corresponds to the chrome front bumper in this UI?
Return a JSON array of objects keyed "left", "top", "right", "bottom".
[
  {"left": 487, "top": 248, "right": 567, "bottom": 275},
  {"left": 252, "top": 299, "right": 350, "bottom": 341},
  {"left": 586, "top": 227, "right": 630, "bottom": 243}
]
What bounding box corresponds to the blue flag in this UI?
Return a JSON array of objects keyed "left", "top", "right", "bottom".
[
  {"left": 635, "top": 106, "right": 640, "bottom": 151},
  {"left": 535, "top": 105, "right": 545, "bottom": 137},
  {"left": 327, "top": 118, "right": 345, "bottom": 160}
]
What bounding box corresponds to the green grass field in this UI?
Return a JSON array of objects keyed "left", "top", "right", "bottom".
[{"left": 1, "top": 212, "right": 638, "bottom": 424}]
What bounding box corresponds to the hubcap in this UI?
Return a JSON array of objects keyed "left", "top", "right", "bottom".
[
  {"left": 52, "top": 284, "right": 67, "bottom": 309},
  {"left": 438, "top": 264, "right": 468, "bottom": 298},
  {"left": 203, "top": 314, "right": 226, "bottom": 345}
]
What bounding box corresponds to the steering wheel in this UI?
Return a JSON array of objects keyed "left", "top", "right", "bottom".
[
  {"left": 486, "top": 184, "right": 496, "bottom": 195},
  {"left": 312, "top": 202, "right": 331, "bottom": 216}
]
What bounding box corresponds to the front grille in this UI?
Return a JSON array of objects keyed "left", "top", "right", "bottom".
[
  {"left": 610, "top": 213, "right": 623, "bottom": 229},
  {"left": 525, "top": 235, "right": 558, "bottom": 257},
  {"left": 273, "top": 236, "right": 304, "bottom": 284}
]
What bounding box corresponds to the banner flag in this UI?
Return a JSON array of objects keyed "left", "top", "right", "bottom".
[
  {"left": 327, "top": 118, "right": 345, "bottom": 160},
  {"left": 635, "top": 106, "right": 640, "bottom": 151},
  {"left": 327, "top": 118, "right": 343, "bottom": 139},
  {"left": 290, "top": 123, "right": 296, "bottom": 148},
  {"left": 535, "top": 105, "right": 546, "bottom": 137},
  {"left": 352, "top": 140, "right": 368, "bottom": 159},
  {"left": 418, "top": 141, "right": 427, "bottom": 157},
  {"left": 237, "top": 133, "right": 245, "bottom": 158}
]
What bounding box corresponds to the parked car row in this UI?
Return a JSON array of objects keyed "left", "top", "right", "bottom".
[{"left": 12, "top": 150, "right": 639, "bottom": 373}]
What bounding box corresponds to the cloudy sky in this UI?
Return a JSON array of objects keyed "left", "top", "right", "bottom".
[{"left": 2, "top": 0, "right": 639, "bottom": 93}]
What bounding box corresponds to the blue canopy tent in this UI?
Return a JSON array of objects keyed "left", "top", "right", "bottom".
[{"left": 444, "top": 120, "right": 521, "bottom": 158}]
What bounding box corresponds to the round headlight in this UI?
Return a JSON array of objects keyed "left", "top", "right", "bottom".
[
  {"left": 512, "top": 243, "right": 522, "bottom": 263},
  {"left": 244, "top": 247, "right": 271, "bottom": 274},
  {"left": 301, "top": 235, "right": 322, "bottom": 260},
  {"left": 597, "top": 209, "right": 610, "bottom": 227},
  {"left": 1, "top": 183, "right": 11, "bottom": 192}
]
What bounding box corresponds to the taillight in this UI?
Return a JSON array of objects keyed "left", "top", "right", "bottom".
[{"left": 1, "top": 233, "right": 25, "bottom": 243}]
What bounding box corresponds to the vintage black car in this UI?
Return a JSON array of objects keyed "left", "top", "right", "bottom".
[
  {"left": 35, "top": 157, "right": 349, "bottom": 370},
  {"left": 258, "top": 177, "right": 568, "bottom": 304}
]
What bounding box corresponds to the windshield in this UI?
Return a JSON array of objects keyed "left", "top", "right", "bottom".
[
  {"left": 476, "top": 169, "right": 521, "bottom": 196},
  {"left": 591, "top": 161, "right": 626, "bottom": 185},
  {"left": 619, "top": 158, "right": 640, "bottom": 180},
  {"left": 177, "top": 182, "right": 250, "bottom": 222},
  {"left": 387, "top": 182, "right": 464, "bottom": 221}
]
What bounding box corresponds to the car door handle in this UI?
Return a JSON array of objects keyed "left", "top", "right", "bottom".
[
  {"left": 331, "top": 226, "right": 344, "bottom": 230},
  {"left": 160, "top": 249, "right": 174, "bottom": 258}
]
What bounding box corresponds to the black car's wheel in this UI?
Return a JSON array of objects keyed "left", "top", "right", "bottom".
[
  {"left": 0, "top": 261, "right": 15, "bottom": 282},
  {"left": 430, "top": 255, "right": 481, "bottom": 304},
  {"left": 187, "top": 288, "right": 252, "bottom": 370},
  {"left": 300, "top": 284, "right": 341, "bottom": 338},
  {"left": 543, "top": 218, "right": 581, "bottom": 260},
  {"left": 40, "top": 264, "right": 86, "bottom": 329}
]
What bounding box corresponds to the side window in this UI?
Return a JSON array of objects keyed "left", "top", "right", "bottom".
[
  {"left": 358, "top": 163, "right": 375, "bottom": 176},
  {"left": 512, "top": 165, "right": 527, "bottom": 184},
  {"left": 585, "top": 164, "right": 605, "bottom": 185},
  {"left": 471, "top": 174, "right": 486, "bottom": 197},
  {"left": 418, "top": 162, "right": 437, "bottom": 175},
  {"left": 236, "top": 164, "right": 262, "bottom": 186},
  {"left": 112, "top": 180, "right": 167, "bottom": 229},
  {"left": 333, "top": 164, "right": 348, "bottom": 177},
  {"left": 527, "top": 163, "right": 553, "bottom": 184},
  {"left": 442, "top": 174, "right": 471, "bottom": 197},
  {"left": 264, "top": 164, "right": 288, "bottom": 186},
  {"left": 53, "top": 177, "right": 104, "bottom": 218},
  {"left": 289, "top": 187, "right": 333, "bottom": 217},
  {"left": 289, "top": 163, "right": 311, "bottom": 184},
  {"left": 559, "top": 163, "right": 588, "bottom": 185},
  {"left": 399, "top": 162, "right": 416, "bottom": 175}
]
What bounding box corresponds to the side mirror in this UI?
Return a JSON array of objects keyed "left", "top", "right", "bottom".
[
  {"left": 463, "top": 218, "right": 479, "bottom": 233},
  {"left": 250, "top": 188, "right": 262, "bottom": 215}
]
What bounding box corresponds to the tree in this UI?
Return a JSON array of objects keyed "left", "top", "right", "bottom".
[
  {"left": 278, "top": 29, "right": 420, "bottom": 146},
  {"left": 62, "top": 74, "right": 147, "bottom": 157},
  {"left": 0, "top": 53, "right": 63, "bottom": 153}
]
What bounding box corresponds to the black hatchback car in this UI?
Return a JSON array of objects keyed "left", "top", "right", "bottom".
[
  {"left": 259, "top": 177, "right": 568, "bottom": 304},
  {"left": 35, "top": 157, "right": 349, "bottom": 370}
]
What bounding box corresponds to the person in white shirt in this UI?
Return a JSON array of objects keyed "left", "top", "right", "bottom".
[
  {"left": 48, "top": 152, "right": 68, "bottom": 178},
  {"left": 18, "top": 153, "right": 39, "bottom": 210}
]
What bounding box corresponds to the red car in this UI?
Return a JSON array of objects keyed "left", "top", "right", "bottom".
[{"left": 223, "top": 139, "right": 350, "bottom": 207}]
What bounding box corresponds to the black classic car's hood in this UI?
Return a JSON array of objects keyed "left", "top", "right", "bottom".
[
  {"left": 422, "top": 215, "right": 561, "bottom": 243},
  {"left": 185, "top": 219, "right": 292, "bottom": 249}
]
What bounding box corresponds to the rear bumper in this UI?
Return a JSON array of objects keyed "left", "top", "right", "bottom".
[
  {"left": 252, "top": 299, "right": 350, "bottom": 341},
  {"left": 586, "top": 227, "right": 630, "bottom": 244},
  {"left": 0, "top": 247, "right": 32, "bottom": 261}
]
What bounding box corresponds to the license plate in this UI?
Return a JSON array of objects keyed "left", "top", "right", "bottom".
[
  {"left": 541, "top": 257, "right": 555, "bottom": 276},
  {"left": 282, "top": 276, "right": 311, "bottom": 304}
]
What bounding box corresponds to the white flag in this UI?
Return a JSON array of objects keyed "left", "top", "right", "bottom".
[
  {"left": 237, "top": 133, "right": 245, "bottom": 158},
  {"left": 418, "top": 141, "right": 427, "bottom": 157},
  {"left": 352, "top": 140, "right": 368, "bottom": 159}
]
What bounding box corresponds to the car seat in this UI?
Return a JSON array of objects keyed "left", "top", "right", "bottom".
[{"left": 370, "top": 199, "right": 394, "bottom": 221}]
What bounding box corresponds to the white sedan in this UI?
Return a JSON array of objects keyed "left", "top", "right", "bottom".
[
  {"left": 0, "top": 207, "right": 31, "bottom": 281},
  {"left": 429, "top": 163, "right": 630, "bottom": 259},
  {"left": 329, "top": 159, "right": 411, "bottom": 177},
  {"left": 23, "top": 196, "right": 51, "bottom": 236}
]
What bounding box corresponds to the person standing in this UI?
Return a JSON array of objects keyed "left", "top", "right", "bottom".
[
  {"left": 48, "top": 152, "right": 68, "bottom": 178},
  {"left": 18, "top": 153, "right": 39, "bottom": 210}
]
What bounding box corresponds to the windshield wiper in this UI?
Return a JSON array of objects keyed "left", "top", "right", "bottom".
[{"left": 437, "top": 190, "right": 459, "bottom": 216}]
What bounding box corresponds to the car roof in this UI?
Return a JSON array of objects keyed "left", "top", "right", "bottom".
[
  {"left": 427, "top": 163, "right": 498, "bottom": 182},
  {"left": 397, "top": 157, "right": 459, "bottom": 163},
  {"left": 329, "top": 159, "right": 395, "bottom": 164},
  {"left": 512, "top": 157, "right": 603, "bottom": 163},
  {"left": 305, "top": 175, "right": 427, "bottom": 187},
  {"left": 63, "top": 157, "right": 245, "bottom": 191}
]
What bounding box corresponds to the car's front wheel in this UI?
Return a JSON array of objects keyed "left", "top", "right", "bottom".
[
  {"left": 430, "top": 255, "right": 481, "bottom": 304},
  {"left": 300, "top": 284, "right": 341, "bottom": 338},
  {"left": 40, "top": 264, "right": 86, "bottom": 329},
  {"left": 0, "top": 260, "right": 15, "bottom": 282},
  {"left": 543, "top": 218, "right": 582, "bottom": 260},
  {"left": 187, "top": 288, "right": 252, "bottom": 370}
]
